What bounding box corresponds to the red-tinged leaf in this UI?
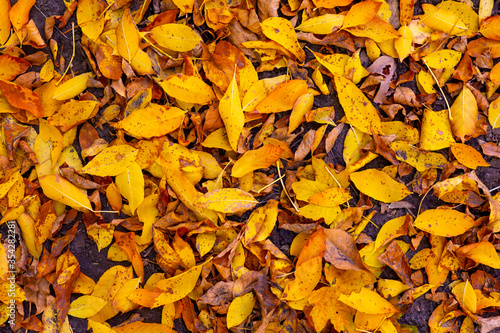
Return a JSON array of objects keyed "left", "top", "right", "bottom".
[
  {"left": 0, "top": 80, "right": 44, "bottom": 117},
  {"left": 114, "top": 231, "right": 144, "bottom": 279}
]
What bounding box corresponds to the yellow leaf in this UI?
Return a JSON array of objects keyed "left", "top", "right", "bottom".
[
  {"left": 460, "top": 316, "right": 474, "bottom": 333},
  {"left": 68, "top": 296, "right": 107, "bottom": 318},
  {"left": 160, "top": 74, "right": 215, "bottom": 105},
  {"left": 344, "top": 50, "right": 369, "bottom": 84},
  {"left": 400, "top": 0, "right": 415, "bottom": 26},
  {"left": 342, "top": 0, "right": 381, "bottom": 29},
  {"left": 350, "top": 169, "right": 411, "bottom": 203},
  {"left": 153, "top": 262, "right": 204, "bottom": 305},
  {"left": 377, "top": 279, "right": 410, "bottom": 298},
  {"left": 296, "top": 14, "right": 344, "bottom": 34},
  {"left": 9, "top": 0, "right": 34, "bottom": 31},
  {"left": 334, "top": 75, "right": 382, "bottom": 134},
  {"left": 313, "top": 52, "right": 349, "bottom": 77},
  {"left": 243, "top": 199, "right": 279, "bottom": 244},
  {"left": 0, "top": 0, "right": 10, "bottom": 45},
  {"left": 480, "top": 16, "right": 500, "bottom": 40},
  {"left": 166, "top": 168, "right": 218, "bottom": 222},
  {"left": 420, "top": 109, "right": 455, "bottom": 151},
  {"left": 452, "top": 281, "right": 477, "bottom": 314},
  {"left": 114, "top": 322, "right": 174, "bottom": 333},
  {"left": 227, "top": 293, "right": 255, "bottom": 329},
  {"left": 195, "top": 188, "right": 257, "bottom": 213},
  {"left": 456, "top": 241, "right": 500, "bottom": 269},
  {"left": 390, "top": 141, "right": 447, "bottom": 172},
  {"left": 196, "top": 233, "right": 216, "bottom": 257},
  {"left": 439, "top": 1, "right": 479, "bottom": 36},
  {"left": 48, "top": 100, "right": 99, "bottom": 132},
  {"left": 114, "top": 104, "right": 185, "bottom": 139},
  {"left": 261, "top": 17, "right": 305, "bottom": 63},
  {"left": 172, "top": 233, "right": 195, "bottom": 268},
  {"left": 283, "top": 256, "right": 323, "bottom": 301},
  {"left": 172, "top": 0, "right": 194, "bottom": 13},
  {"left": 414, "top": 209, "right": 478, "bottom": 237},
  {"left": 254, "top": 80, "right": 308, "bottom": 114},
  {"left": 450, "top": 143, "right": 489, "bottom": 169},
  {"left": 338, "top": 287, "right": 398, "bottom": 314},
  {"left": 423, "top": 50, "right": 462, "bottom": 69},
  {"left": 87, "top": 224, "right": 115, "bottom": 252},
  {"left": 192, "top": 151, "right": 223, "bottom": 179},
  {"left": 150, "top": 24, "right": 201, "bottom": 52},
  {"left": 77, "top": 0, "right": 105, "bottom": 42},
  {"left": 219, "top": 72, "right": 244, "bottom": 151},
  {"left": 308, "top": 188, "right": 351, "bottom": 207},
  {"left": 394, "top": 25, "right": 413, "bottom": 61},
  {"left": 231, "top": 145, "right": 283, "bottom": 178},
  {"left": 409, "top": 248, "right": 433, "bottom": 270},
  {"left": 450, "top": 86, "right": 478, "bottom": 141},
  {"left": 116, "top": 8, "right": 139, "bottom": 63},
  {"left": 479, "top": 0, "right": 494, "bottom": 21},
  {"left": 17, "top": 212, "right": 41, "bottom": 258},
  {"left": 289, "top": 92, "right": 315, "bottom": 134},
  {"left": 299, "top": 204, "right": 341, "bottom": 225},
  {"left": 130, "top": 49, "right": 155, "bottom": 75},
  {"left": 115, "top": 162, "right": 144, "bottom": 214},
  {"left": 346, "top": 18, "right": 400, "bottom": 43},
  {"left": 488, "top": 96, "right": 500, "bottom": 128},
  {"left": 292, "top": 179, "right": 330, "bottom": 201},
  {"left": 343, "top": 126, "right": 371, "bottom": 166},
  {"left": 242, "top": 75, "right": 287, "bottom": 112},
  {"left": 81, "top": 145, "right": 138, "bottom": 177},
  {"left": 39, "top": 174, "right": 92, "bottom": 211},
  {"left": 421, "top": 4, "right": 468, "bottom": 35},
  {"left": 87, "top": 319, "right": 115, "bottom": 333},
  {"left": 52, "top": 73, "right": 93, "bottom": 100},
  {"left": 373, "top": 215, "right": 410, "bottom": 252},
  {"left": 312, "top": 0, "right": 352, "bottom": 8},
  {"left": 417, "top": 71, "right": 437, "bottom": 94}
]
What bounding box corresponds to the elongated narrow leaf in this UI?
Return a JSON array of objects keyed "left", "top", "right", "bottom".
[
  {"left": 39, "top": 174, "right": 92, "bottom": 211},
  {"left": 81, "top": 145, "right": 138, "bottom": 177},
  {"left": 116, "top": 8, "right": 139, "bottom": 63},
  {"left": 219, "top": 72, "right": 244, "bottom": 151},
  {"left": 195, "top": 188, "right": 257, "bottom": 213},
  {"left": 227, "top": 293, "right": 255, "bottom": 329}
]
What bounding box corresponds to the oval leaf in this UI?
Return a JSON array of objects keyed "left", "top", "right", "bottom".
[
  {"left": 39, "top": 174, "right": 92, "bottom": 211},
  {"left": 227, "top": 293, "right": 255, "bottom": 329},
  {"left": 81, "top": 145, "right": 138, "bottom": 177},
  {"left": 150, "top": 23, "right": 201, "bottom": 52},
  {"left": 350, "top": 169, "right": 411, "bottom": 203},
  {"left": 69, "top": 295, "right": 107, "bottom": 318},
  {"left": 414, "top": 209, "right": 478, "bottom": 237},
  {"left": 195, "top": 188, "right": 257, "bottom": 213}
]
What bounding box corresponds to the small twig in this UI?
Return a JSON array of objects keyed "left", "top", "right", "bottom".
[{"left": 257, "top": 173, "right": 285, "bottom": 194}]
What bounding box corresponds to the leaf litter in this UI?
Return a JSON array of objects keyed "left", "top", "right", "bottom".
[{"left": 0, "top": 0, "right": 499, "bottom": 332}]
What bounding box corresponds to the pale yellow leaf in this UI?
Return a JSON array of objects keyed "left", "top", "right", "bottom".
[
  {"left": 81, "top": 145, "right": 138, "bottom": 177},
  {"left": 219, "top": 72, "right": 244, "bottom": 151},
  {"left": 195, "top": 188, "right": 257, "bottom": 213}
]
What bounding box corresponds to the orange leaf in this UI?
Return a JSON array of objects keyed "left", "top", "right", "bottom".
[
  {"left": 231, "top": 145, "right": 283, "bottom": 178},
  {"left": 0, "top": 80, "right": 44, "bottom": 117}
]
